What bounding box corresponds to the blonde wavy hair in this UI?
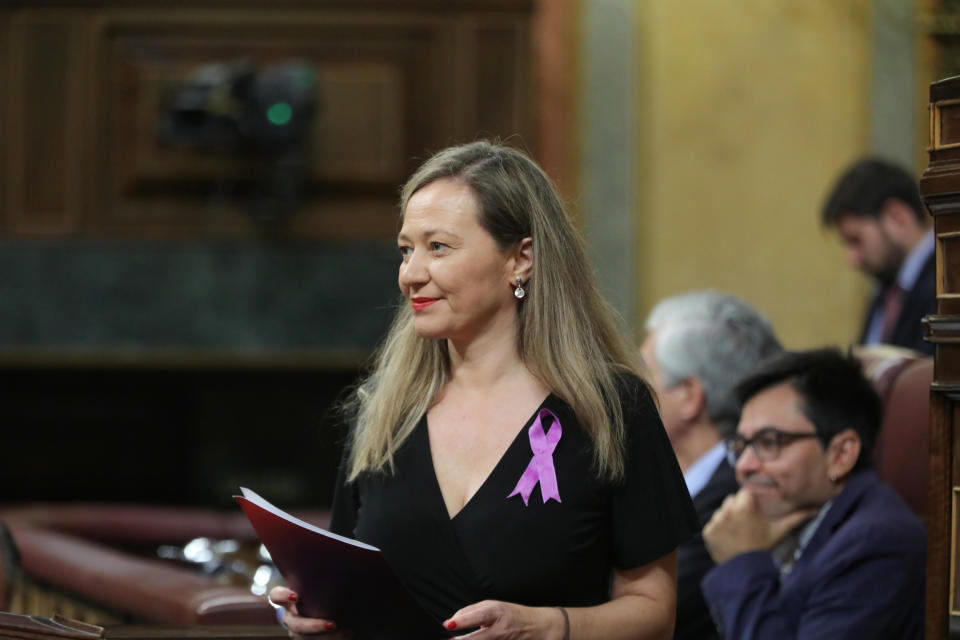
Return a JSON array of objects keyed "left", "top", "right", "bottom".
[{"left": 346, "top": 141, "right": 646, "bottom": 482}]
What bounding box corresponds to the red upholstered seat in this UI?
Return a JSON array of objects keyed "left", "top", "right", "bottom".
[
  {"left": 0, "top": 504, "right": 330, "bottom": 624},
  {"left": 9, "top": 525, "right": 274, "bottom": 625}
]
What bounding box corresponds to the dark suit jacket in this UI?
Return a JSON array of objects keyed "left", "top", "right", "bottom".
[
  {"left": 674, "top": 458, "right": 738, "bottom": 640},
  {"left": 701, "top": 470, "right": 925, "bottom": 639},
  {"left": 859, "top": 252, "right": 935, "bottom": 355}
]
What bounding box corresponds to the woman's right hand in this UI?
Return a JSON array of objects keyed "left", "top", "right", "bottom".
[{"left": 268, "top": 586, "right": 348, "bottom": 638}]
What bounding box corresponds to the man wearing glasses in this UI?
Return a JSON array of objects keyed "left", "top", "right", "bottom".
[
  {"left": 701, "top": 348, "right": 925, "bottom": 638},
  {"left": 642, "top": 291, "right": 781, "bottom": 640}
]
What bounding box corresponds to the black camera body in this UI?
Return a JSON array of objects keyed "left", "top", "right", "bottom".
[{"left": 159, "top": 60, "right": 318, "bottom": 225}]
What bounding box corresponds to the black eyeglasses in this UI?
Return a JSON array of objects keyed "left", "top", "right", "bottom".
[{"left": 725, "top": 427, "right": 819, "bottom": 465}]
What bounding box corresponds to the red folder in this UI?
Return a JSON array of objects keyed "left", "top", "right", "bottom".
[{"left": 234, "top": 488, "right": 452, "bottom": 640}]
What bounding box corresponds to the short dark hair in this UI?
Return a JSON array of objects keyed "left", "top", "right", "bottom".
[
  {"left": 821, "top": 157, "right": 925, "bottom": 227},
  {"left": 734, "top": 348, "right": 881, "bottom": 471}
]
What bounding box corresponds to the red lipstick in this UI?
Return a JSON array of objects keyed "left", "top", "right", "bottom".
[{"left": 411, "top": 297, "right": 439, "bottom": 311}]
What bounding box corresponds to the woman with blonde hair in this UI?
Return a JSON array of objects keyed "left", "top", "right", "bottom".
[{"left": 271, "top": 141, "right": 697, "bottom": 639}]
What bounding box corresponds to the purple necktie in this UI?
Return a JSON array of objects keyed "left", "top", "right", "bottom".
[{"left": 881, "top": 284, "right": 904, "bottom": 343}]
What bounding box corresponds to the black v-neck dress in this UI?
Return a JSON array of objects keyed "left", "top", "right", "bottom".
[{"left": 330, "top": 375, "right": 698, "bottom": 624}]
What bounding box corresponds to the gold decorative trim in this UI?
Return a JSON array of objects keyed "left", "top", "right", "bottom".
[
  {"left": 935, "top": 232, "right": 960, "bottom": 296},
  {"left": 924, "top": 316, "right": 960, "bottom": 343},
  {"left": 932, "top": 102, "right": 937, "bottom": 152},
  {"left": 930, "top": 381, "right": 960, "bottom": 392},
  {"left": 7, "top": 577, "right": 121, "bottom": 626}
]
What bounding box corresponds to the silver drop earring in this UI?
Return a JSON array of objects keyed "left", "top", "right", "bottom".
[{"left": 514, "top": 276, "right": 526, "bottom": 299}]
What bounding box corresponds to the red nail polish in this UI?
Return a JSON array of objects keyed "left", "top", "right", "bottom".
[
  {"left": 289, "top": 594, "right": 298, "bottom": 603},
  {"left": 324, "top": 622, "right": 335, "bottom": 630},
  {"left": 445, "top": 620, "right": 457, "bottom": 630}
]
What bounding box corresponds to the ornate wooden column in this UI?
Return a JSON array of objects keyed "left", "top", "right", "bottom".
[{"left": 921, "top": 75, "right": 960, "bottom": 640}]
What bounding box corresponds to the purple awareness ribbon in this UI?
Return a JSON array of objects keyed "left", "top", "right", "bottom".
[{"left": 507, "top": 408, "right": 562, "bottom": 506}]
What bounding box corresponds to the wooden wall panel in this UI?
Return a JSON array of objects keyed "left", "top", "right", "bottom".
[
  {"left": 0, "top": 3, "right": 535, "bottom": 239},
  {"left": 87, "top": 14, "right": 446, "bottom": 237},
  {"left": 928, "top": 390, "right": 954, "bottom": 640},
  {"left": 944, "top": 233, "right": 960, "bottom": 298},
  {"left": 0, "top": 15, "right": 8, "bottom": 231},
  {"left": 6, "top": 12, "right": 85, "bottom": 233},
  {"left": 935, "top": 98, "right": 960, "bottom": 153},
  {"left": 314, "top": 64, "right": 405, "bottom": 182},
  {"left": 475, "top": 20, "right": 531, "bottom": 147},
  {"left": 530, "top": 0, "right": 575, "bottom": 196},
  {"left": 921, "top": 75, "right": 960, "bottom": 640}
]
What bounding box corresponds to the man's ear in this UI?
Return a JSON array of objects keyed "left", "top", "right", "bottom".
[
  {"left": 826, "top": 429, "right": 861, "bottom": 482},
  {"left": 677, "top": 377, "right": 707, "bottom": 422},
  {"left": 880, "top": 198, "right": 918, "bottom": 238},
  {"left": 511, "top": 237, "right": 534, "bottom": 283}
]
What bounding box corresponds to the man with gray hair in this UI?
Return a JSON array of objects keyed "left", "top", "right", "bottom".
[{"left": 641, "top": 291, "right": 782, "bottom": 640}]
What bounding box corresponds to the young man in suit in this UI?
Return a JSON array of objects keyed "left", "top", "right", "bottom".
[
  {"left": 702, "top": 348, "right": 925, "bottom": 638},
  {"left": 642, "top": 291, "right": 782, "bottom": 640},
  {"left": 822, "top": 157, "right": 935, "bottom": 354}
]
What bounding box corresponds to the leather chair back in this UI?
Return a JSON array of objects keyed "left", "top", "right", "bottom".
[{"left": 857, "top": 347, "right": 933, "bottom": 520}]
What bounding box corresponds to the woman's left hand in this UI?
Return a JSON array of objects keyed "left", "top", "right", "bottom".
[{"left": 443, "top": 600, "right": 566, "bottom": 639}]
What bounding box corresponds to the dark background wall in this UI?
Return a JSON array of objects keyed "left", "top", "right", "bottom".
[
  {"left": 0, "top": 0, "right": 541, "bottom": 509},
  {"left": 0, "top": 240, "right": 400, "bottom": 508},
  {"left": 0, "top": 239, "right": 399, "bottom": 350}
]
